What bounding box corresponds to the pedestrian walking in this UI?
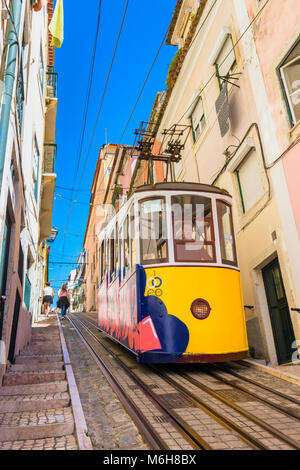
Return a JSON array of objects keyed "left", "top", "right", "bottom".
[
  {"left": 57, "top": 284, "right": 70, "bottom": 320},
  {"left": 42, "top": 282, "right": 54, "bottom": 316}
]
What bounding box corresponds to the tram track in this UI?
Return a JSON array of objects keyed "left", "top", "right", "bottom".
[
  {"left": 66, "top": 312, "right": 300, "bottom": 450},
  {"left": 200, "top": 364, "right": 300, "bottom": 419},
  {"left": 67, "top": 314, "right": 211, "bottom": 451}
]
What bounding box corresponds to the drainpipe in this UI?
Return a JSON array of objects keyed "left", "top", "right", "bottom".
[{"left": 0, "top": 0, "right": 23, "bottom": 189}]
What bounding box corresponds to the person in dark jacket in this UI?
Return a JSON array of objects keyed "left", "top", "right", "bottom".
[{"left": 57, "top": 284, "right": 70, "bottom": 320}]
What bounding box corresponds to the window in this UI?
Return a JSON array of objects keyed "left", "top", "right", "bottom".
[
  {"left": 171, "top": 195, "right": 216, "bottom": 263},
  {"left": 279, "top": 39, "right": 300, "bottom": 127},
  {"left": 215, "top": 34, "right": 236, "bottom": 90},
  {"left": 129, "top": 205, "right": 136, "bottom": 268},
  {"left": 33, "top": 138, "right": 40, "bottom": 201},
  {"left": 109, "top": 233, "right": 115, "bottom": 278},
  {"left": 217, "top": 201, "right": 237, "bottom": 266},
  {"left": 190, "top": 97, "right": 206, "bottom": 142},
  {"left": 235, "top": 149, "right": 265, "bottom": 213},
  {"left": 124, "top": 216, "right": 130, "bottom": 271},
  {"left": 38, "top": 43, "right": 44, "bottom": 94},
  {"left": 139, "top": 198, "right": 168, "bottom": 265},
  {"left": 100, "top": 241, "right": 105, "bottom": 281}
]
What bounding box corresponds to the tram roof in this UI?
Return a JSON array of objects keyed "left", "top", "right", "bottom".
[{"left": 132, "top": 182, "right": 230, "bottom": 196}]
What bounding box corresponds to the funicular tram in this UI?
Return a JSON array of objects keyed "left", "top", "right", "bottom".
[{"left": 97, "top": 181, "right": 248, "bottom": 363}]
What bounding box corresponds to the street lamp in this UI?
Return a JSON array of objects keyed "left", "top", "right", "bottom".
[{"left": 47, "top": 227, "right": 59, "bottom": 243}]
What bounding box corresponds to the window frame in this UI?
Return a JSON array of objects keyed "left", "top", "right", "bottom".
[
  {"left": 216, "top": 199, "right": 237, "bottom": 267},
  {"left": 214, "top": 34, "right": 236, "bottom": 91},
  {"left": 190, "top": 96, "right": 206, "bottom": 142},
  {"left": 171, "top": 194, "right": 216, "bottom": 264},
  {"left": 139, "top": 196, "right": 169, "bottom": 266},
  {"left": 279, "top": 40, "right": 300, "bottom": 128},
  {"left": 234, "top": 147, "right": 265, "bottom": 215}
]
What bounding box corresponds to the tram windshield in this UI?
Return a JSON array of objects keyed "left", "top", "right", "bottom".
[
  {"left": 171, "top": 195, "right": 216, "bottom": 263},
  {"left": 139, "top": 198, "right": 168, "bottom": 264}
]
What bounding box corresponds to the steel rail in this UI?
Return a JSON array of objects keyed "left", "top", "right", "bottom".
[
  {"left": 202, "top": 364, "right": 300, "bottom": 420},
  {"left": 148, "top": 365, "right": 268, "bottom": 451},
  {"left": 73, "top": 313, "right": 300, "bottom": 449},
  {"left": 66, "top": 315, "right": 166, "bottom": 450},
  {"left": 70, "top": 314, "right": 265, "bottom": 450},
  {"left": 68, "top": 314, "right": 210, "bottom": 450},
  {"left": 232, "top": 361, "right": 300, "bottom": 405},
  {"left": 173, "top": 369, "right": 300, "bottom": 450}
]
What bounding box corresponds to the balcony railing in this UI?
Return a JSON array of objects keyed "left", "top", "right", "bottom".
[
  {"left": 43, "top": 143, "right": 57, "bottom": 173},
  {"left": 46, "top": 66, "right": 58, "bottom": 99}
]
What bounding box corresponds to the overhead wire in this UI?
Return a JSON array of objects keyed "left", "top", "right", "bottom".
[
  {"left": 61, "top": 0, "right": 103, "bottom": 256},
  {"left": 54, "top": 0, "right": 272, "bottom": 272},
  {"left": 61, "top": 0, "right": 131, "bottom": 256}
]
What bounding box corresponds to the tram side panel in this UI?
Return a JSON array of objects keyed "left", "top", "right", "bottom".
[
  {"left": 138, "top": 266, "right": 248, "bottom": 363},
  {"left": 98, "top": 271, "right": 140, "bottom": 355}
]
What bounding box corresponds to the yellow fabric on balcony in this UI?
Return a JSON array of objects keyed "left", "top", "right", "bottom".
[{"left": 49, "top": 0, "right": 64, "bottom": 48}]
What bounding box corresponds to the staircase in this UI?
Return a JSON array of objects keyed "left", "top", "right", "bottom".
[{"left": 0, "top": 316, "right": 79, "bottom": 450}]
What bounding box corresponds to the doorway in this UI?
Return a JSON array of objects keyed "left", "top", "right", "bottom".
[
  {"left": 0, "top": 213, "right": 12, "bottom": 340},
  {"left": 8, "top": 292, "right": 21, "bottom": 363},
  {"left": 262, "top": 258, "right": 295, "bottom": 365}
]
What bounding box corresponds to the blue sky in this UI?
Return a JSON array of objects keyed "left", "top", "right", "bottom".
[{"left": 49, "top": 0, "right": 178, "bottom": 290}]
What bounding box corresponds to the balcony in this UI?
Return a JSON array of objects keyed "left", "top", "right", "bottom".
[
  {"left": 39, "top": 144, "right": 57, "bottom": 243},
  {"left": 46, "top": 66, "right": 58, "bottom": 99},
  {"left": 45, "top": 66, "right": 58, "bottom": 143},
  {"left": 43, "top": 143, "right": 56, "bottom": 173}
]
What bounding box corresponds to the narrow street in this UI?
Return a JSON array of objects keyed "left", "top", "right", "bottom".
[
  {"left": 0, "top": 0, "right": 300, "bottom": 456},
  {"left": 2, "top": 311, "right": 299, "bottom": 452}
]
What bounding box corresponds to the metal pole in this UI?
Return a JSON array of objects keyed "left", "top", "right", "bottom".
[{"left": 0, "top": 0, "right": 23, "bottom": 189}]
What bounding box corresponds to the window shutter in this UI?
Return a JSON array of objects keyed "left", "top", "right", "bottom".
[
  {"left": 216, "top": 35, "right": 236, "bottom": 78},
  {"left": 236, "top": 149, "right": 265, "bottom": 213}
]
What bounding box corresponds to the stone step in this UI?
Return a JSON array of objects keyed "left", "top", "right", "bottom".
[
  {"left": 3, "top": 370, "right": 66, "bottom": 386},
  {"left": 0, "top": 407, "right": 74, "bottom": 441},
  {"left": 0, "top": 381, "right": 68, "bottom": 396},
  {"left": 20, "top": 349, "right": 62, "bottom": 356},
  {"left": 7, "top": 362, "right": 65, "bottom": 372},
  {"left": 15, "top": 354, "right": 63, "bottom": 364},
  {"left": 30, "top": 339, "right": 60, "bottom": 345},
  {"left": 0, "top": 392, "right": 70, "bottom": 413},
  {"left": 0, "top": 435, "right": 78, "bottom": 450}
]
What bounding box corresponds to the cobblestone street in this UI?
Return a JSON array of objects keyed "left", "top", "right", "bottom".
[{"left": 61, "top": 318, "right": 148, "bottom": 450}]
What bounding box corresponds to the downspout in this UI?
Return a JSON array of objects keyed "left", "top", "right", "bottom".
[{"left": 0, "top": 0, "right": 23, "bottom": 189}]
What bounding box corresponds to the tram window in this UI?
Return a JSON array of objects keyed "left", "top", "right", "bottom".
[
  {"left": 118, "top": 229, "right": 123, "bottom": 274},
  {"left": 217, "top": 200, "right": 237, "bottom": 266},
  {"left": 100, "top": 241, "right": 105, "bottom": 281},
  {"left": 110, "top": 236, "right": 115, "bottom": 277},
  {"left": 130, "top": 206, "right": 136, "bottom": 268},
  {"left": 115, "top": 226, "right": 119, "bottom": 273},
  {"left": 171, "top": 195, "right": 216, "bottom": 263},
  {"left": 139, "top": 198, "right": 168, "bottom": 265},
  {"left": 124, "top": 216, "right": 130, "bottom": 271}
]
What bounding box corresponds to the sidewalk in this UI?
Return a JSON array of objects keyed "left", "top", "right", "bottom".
[
  {"left": 244, "top": 359, "right": 300, "bottom": 387},
  {"left": 0, "top": 313, "right": 92, "bottom": 450}
]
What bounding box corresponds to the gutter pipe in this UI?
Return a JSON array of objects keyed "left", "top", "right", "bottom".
[{"left": 0, "top": 0, "right": 23, "bottom": 190}]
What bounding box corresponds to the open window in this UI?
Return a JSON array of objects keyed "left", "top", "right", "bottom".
[
  {"left": 279, "top": 39, "right": 300, "bottom": 127},
  {"left": 209, "top": 28, "right": 236, "bottom": 91},
  {"left": 171, "top": 195, "right": 216, "bottom": 263}
]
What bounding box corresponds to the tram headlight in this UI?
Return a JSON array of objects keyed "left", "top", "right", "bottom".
[{"left": 190, "top": 298, "right": 211, "bottom": 319}]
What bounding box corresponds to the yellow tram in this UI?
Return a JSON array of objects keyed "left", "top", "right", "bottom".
[{"left": 97, "top": 182, "right": 248, "bottom": 363}]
